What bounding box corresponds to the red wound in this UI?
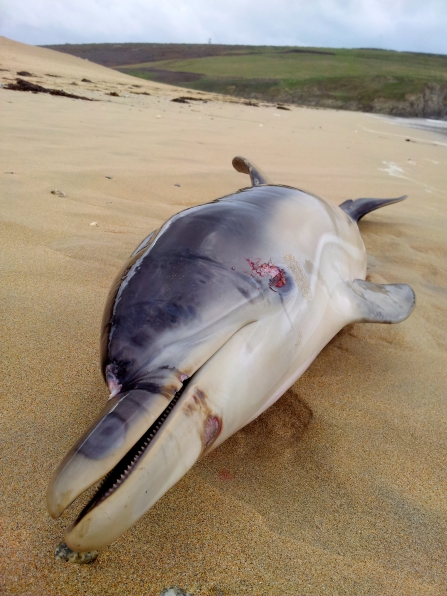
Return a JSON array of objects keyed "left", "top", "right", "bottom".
[{"left": 246, "top": 258, "right": 286, "bottom": 288}]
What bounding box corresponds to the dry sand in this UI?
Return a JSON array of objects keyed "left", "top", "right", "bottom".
[{"left": 1, "top": 36, "right": 446, "bottom": 595}]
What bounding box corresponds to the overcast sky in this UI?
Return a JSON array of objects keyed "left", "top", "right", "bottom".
[{"left": 1, "top": 0, "right": 446, "bottom": 55}]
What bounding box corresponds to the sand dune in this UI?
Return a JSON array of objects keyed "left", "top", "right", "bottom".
[{"left": 1, "top": 36, "right": 446, "bottom": 595}]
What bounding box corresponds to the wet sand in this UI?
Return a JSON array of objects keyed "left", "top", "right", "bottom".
[{"left": 1, "top": 36, "right": 446, "bottom": 595}]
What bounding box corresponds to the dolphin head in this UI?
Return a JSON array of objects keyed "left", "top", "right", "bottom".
[{"left": 47, "top": 185, "right": 295, "bottom": 551}]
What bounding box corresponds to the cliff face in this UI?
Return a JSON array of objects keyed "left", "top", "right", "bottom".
[
  {"left": 242, "top": 81, "right": 447, "bottom": 119},
  {"left": 371, "top": 83, "right": 447, "bottom": 118}
]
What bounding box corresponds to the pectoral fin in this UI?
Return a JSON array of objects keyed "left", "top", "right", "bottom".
[{"left": 348, "top": 279, "right": 415, "bottom": 324}]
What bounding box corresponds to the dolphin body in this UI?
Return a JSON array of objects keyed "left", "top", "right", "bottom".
[{"left": 47, "top": 157, "right": 415, "bottom": 552}]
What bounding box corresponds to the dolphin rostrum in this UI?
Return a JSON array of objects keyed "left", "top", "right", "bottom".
[{"left": 47, "top": 156, "right": 415, "bottom": 552}]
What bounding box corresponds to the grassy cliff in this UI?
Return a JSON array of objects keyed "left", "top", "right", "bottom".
[{"left": 43, "top": 43, "right": 447, "bottom": 117}]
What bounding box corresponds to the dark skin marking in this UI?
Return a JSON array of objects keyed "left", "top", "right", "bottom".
[
  {"left": 132, "top": 382, "right": 178, "bottom": 399},
  {"left": 78, "top": 388, "right": 172, "bottom": 460},
  {"left": 78, "top": 412, "right": 127, "bottom": 459},
  {"left": 183, "top": 388, "right": 222, "bottom": 454},
  {"left": 304, "top": 259, "right": 314, "bottom": 274}
]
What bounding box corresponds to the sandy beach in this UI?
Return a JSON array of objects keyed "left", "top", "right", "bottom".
[{"left": 1, "top": 36, "right": 446, "bottom": 595}]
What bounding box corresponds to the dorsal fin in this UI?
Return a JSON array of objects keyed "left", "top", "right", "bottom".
[
  {"left": 339, "top": 195, "right": 407, "bottom": 222},
  {"left": 232, "top": 156, "right": 270, "bottom": 187}
]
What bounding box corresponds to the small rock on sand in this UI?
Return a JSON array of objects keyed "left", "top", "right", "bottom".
[
  {"left": 51, "top": 189, "right": 66, "bottom": 197},
  {"left": 54, "top": 542, "right": 98, "bottom": 564},
  {"left": 160, "top": 588, "right": 191, "bottom": 596}
]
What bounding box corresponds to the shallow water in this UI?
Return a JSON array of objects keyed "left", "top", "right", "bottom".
[{"left": 390, "top": 116, "right": 447, "bottom": 138}]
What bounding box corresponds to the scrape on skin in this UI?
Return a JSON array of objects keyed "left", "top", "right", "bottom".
[
  {"left": 182, "top": 389, "right": 222, "bottom": 451},
  {"left": 105, "top": 364, "right": 122, "bottom": 399},
  {"left": 283, "top": 253, "right": 311, "bottom": 302},
  {"left": 204, "top": 415, "right": 222, "bottom": 447}
]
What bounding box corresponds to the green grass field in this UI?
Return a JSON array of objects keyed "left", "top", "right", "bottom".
[{"left": 121, "top": 49, "right": 447, "bottom": 81}]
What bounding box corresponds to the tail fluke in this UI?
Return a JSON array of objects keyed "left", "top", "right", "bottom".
[{"left": 339, "top": 195, "right": 407, "bottom": 222}]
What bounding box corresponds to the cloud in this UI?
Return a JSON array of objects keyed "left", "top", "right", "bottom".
[{"left": 1, "top": 0, "right": 446, "bottom": 54}]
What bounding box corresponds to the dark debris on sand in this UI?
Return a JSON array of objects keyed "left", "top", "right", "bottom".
[
  {"left": 171, "top": 96, "right": 206, "bottom": 104},
  {"left": 5, "top": 78, "right": 95, "bottom": 101}
]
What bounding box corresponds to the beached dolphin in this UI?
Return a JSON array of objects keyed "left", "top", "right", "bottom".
[{"left": 47, "top": 157, "right": 415, "bottom": 552}]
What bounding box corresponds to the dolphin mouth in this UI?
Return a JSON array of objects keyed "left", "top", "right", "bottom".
[
  {"left": 72, "top": 378, "right": 191, "bottom": 527},
  {"left": 50, "top": 321, "right": 260, "bottom": 548},
  {"left": 48, "top": 322, "right": 257, "bottom": 528}
]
